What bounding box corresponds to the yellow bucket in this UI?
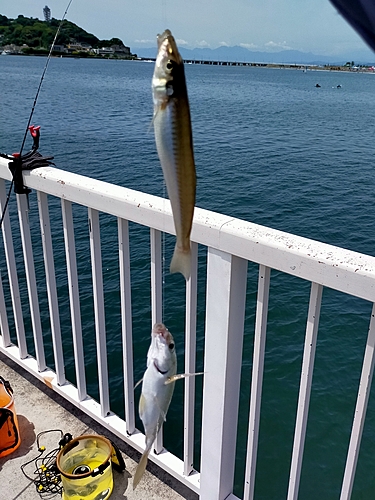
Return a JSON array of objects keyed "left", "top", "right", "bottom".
[
  {"left": 56, "top": 435, "right": 113, "bottom": 500},
  {"left": 0, "top": 376, "right": 21, "bottom": 458}
]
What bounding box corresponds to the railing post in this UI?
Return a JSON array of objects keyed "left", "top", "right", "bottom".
[
  {"left": 200, "top": 247, "right": 247, "bottom": 500},
  {"left": 0, "top": 180, "right": 27, "bottom": 357},
  {"left": 340, "top": 303, "right": 375, "bottom": 500},
  {"left": 38, "top": 191, "right": 65, "bottom": 385},
  {"left": 244, "top": 264, "right": 271, "bottom": 500},
  {"left": 118, "top": 217, "right": 135, "bottom": 434},
  {"left": 150, "top": 228, "right": 163, "bottom": 453},
  {"left": 61, "top": 199, "right": 87, "bottom": 401},
  {"left": 0, "top": 270, "right": 11, "bottom": 347},
  {"left": 17, "top": 193, "right": 46, "bottom": 372},
  {"left": 150, "top": 228, "right": 163, "bottom": 325},
  {"left": 184, "top": 241, "right": 198, "bottom": 476},
  {"left": 287, "top": 282, "right": 323, "bottom": 500},
  {"left": 88, "top": 208, "right": 109, "bottom": 417}
]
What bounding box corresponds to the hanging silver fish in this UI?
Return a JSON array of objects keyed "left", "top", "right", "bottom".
[
  {"left": 152, "top": 29, "right": 196, "bottom": 281},
  {"left": 133, "top": 323, "right": 177, "bottom": 489}
]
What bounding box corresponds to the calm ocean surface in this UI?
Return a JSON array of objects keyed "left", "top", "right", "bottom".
[{"left": 1, "top": 55, "right": 375, "bottom": 499}]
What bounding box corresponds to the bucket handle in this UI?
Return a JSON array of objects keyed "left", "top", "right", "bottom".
[
  {"left": 61, "top": 438, "right": 79, "bottom": 456},
  {"left": 60, "top": 460, "right": 111, "bottom": 479},
  {"left": 91, "top": 461, "right": 110, "bottom": 477},
  {"left": 0, "top": 376, "right": 13, "bottom": 397}
]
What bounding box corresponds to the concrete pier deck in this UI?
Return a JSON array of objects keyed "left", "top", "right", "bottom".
[{"left": 0, "top": 353, "right": 197, "bottom": 500}]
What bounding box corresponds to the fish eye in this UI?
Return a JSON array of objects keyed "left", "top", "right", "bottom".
[
  {"left": 166, "top": 60, "right": 174, "bottom": 71},
  {"left": 169, "top": 343, "right": 175, "bottom": 350}
]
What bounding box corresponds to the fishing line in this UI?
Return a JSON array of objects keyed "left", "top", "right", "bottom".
[
  {"left": 160, "top": 0, "right": 166, "bottom": 319},
  {"left": 0, "top": 0, "right": 73, "bottom": 230},
  {"left": 0, "top": 180, "right": 14, "bottom": 229},
  {"left": 162, "top": 180, "right": 166, "bottom": 322},
  {"left": 161, "top": 0, "right": 167, "bottom": 28},
  {"left": 19, "top": 0, "right": 74, "bottom": 158}
]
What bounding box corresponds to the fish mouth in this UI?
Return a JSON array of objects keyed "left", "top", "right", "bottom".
[
  {"left": 153, "top": 322, "right": 168, "bottom": 338},
  {"left": 152, "top": 323, "right": 170, "bottom": 341},
  {"left": 157, "top": 29, "right": 174, "bottom": 49},
  {"left": 152, "top": 323, "right": 174, "bottom": 347},
  {"left": 156, "top": 30, "right": 183, "bottom": 64}
]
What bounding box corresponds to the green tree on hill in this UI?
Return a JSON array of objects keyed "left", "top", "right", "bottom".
[
  {"left": 0, "top": 14, "right": 103, "bottom": 48},
  {"left": 98, "top": 37, "right": 124, "bottom": 47}
]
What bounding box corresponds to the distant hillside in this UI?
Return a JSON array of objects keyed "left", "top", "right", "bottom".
[
  {"left": 135, "top": 45, "right": 374, "bottom": 66},
  {"left": 0, "top": 14, "right": 127, "bottom": 51}
]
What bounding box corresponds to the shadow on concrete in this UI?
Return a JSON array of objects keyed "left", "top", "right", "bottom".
[{"left": 114, "top": 468, "right": 132, "bottom": 498}]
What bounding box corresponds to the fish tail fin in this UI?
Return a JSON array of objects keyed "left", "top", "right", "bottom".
[
  {"left": 170, "top": 245, "right": 191, "bottom": 280},
  {"left": 133, "top": 447, "right": 151, "bottom": 490}
]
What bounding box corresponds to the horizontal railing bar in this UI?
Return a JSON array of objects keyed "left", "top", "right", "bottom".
[
  {"left": 0, "top": 343, "right": 200, "bottom": 494},
  {"left": 1, "top": 157, "right": 375, "bottom": 499},
  {"left": 1, "top": 160, "right": 375, "bottom": 303}
]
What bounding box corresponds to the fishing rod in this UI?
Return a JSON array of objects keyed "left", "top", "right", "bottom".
[{"left": 0, "top": 0, "right": 74, "bottom": 229}]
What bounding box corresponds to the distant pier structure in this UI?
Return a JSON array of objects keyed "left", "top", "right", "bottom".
[
  {"left": 138, "top": 57, "right": 280, "bottom": 68},
  {"left": 43, "top": 5, "right": 51, "bottom": 22}
]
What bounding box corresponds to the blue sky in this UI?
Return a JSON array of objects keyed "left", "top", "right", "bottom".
[{"left": 1, "top": 0, "right": 374, "bottom": 59}]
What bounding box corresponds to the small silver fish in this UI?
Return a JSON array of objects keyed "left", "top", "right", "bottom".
[
  {"left": 133, "top": 323, "right": 177, "bottom": 489},
  {"left": 152, "top": 29, "right": 196, "bottom": 281}
]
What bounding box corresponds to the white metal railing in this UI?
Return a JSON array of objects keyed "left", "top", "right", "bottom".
[{"left": 1, "top": 156, "right": 375, "bottom": 499}]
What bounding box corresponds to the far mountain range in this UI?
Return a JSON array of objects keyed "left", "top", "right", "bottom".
[{"left": 134, "top": 45, "right": 375, "bottom": 65}]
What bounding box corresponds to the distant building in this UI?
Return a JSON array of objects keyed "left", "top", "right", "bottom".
[
  {"left": 2, "top": 44, "right": 22, "bottom": 54},
  {"left": 52, "top": 45, "right": 67, "bottom": 53},
  {"left": 66, "top": 42, "right": 92, "bottom": 53},
  {"left": 93, "top": 44, "right": 131, "bottom": 57},
  {"left": 93, "top": 47, "right": 115, "bottom": 56},
  {"left": 43, "top": 6, "right": 51, "bottom": 23}
]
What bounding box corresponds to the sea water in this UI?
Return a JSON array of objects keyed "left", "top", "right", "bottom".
[{"left": 1, "top": 55, "right": 375, "bottom": 499}]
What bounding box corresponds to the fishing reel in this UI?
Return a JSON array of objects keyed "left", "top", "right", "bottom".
[{"left": 7, "top": 125, "right": 55, "bottom": 195}]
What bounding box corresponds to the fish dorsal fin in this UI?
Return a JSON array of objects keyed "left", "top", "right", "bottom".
[{"left": 165, "top": 372, "right": 204, "bottom": 385}]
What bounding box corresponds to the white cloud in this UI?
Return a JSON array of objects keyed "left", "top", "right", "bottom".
[
  {"left": 134, "top": 39, "right": 154, "bottom": 44},
  {"left": 219, "top": 41, "right": 229, "bottom": 47},
  {"left": 196, "top": 40, "right": 210, "bottom": 48},
  {"left": 239, "top": 42, "right": 258, "bottom": 50},
  {"left": 265, "top": 40, "right": 293, "bottom": 50},
  {"left": 176, "top": 39, "right": 188, "bottom": 45}
]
